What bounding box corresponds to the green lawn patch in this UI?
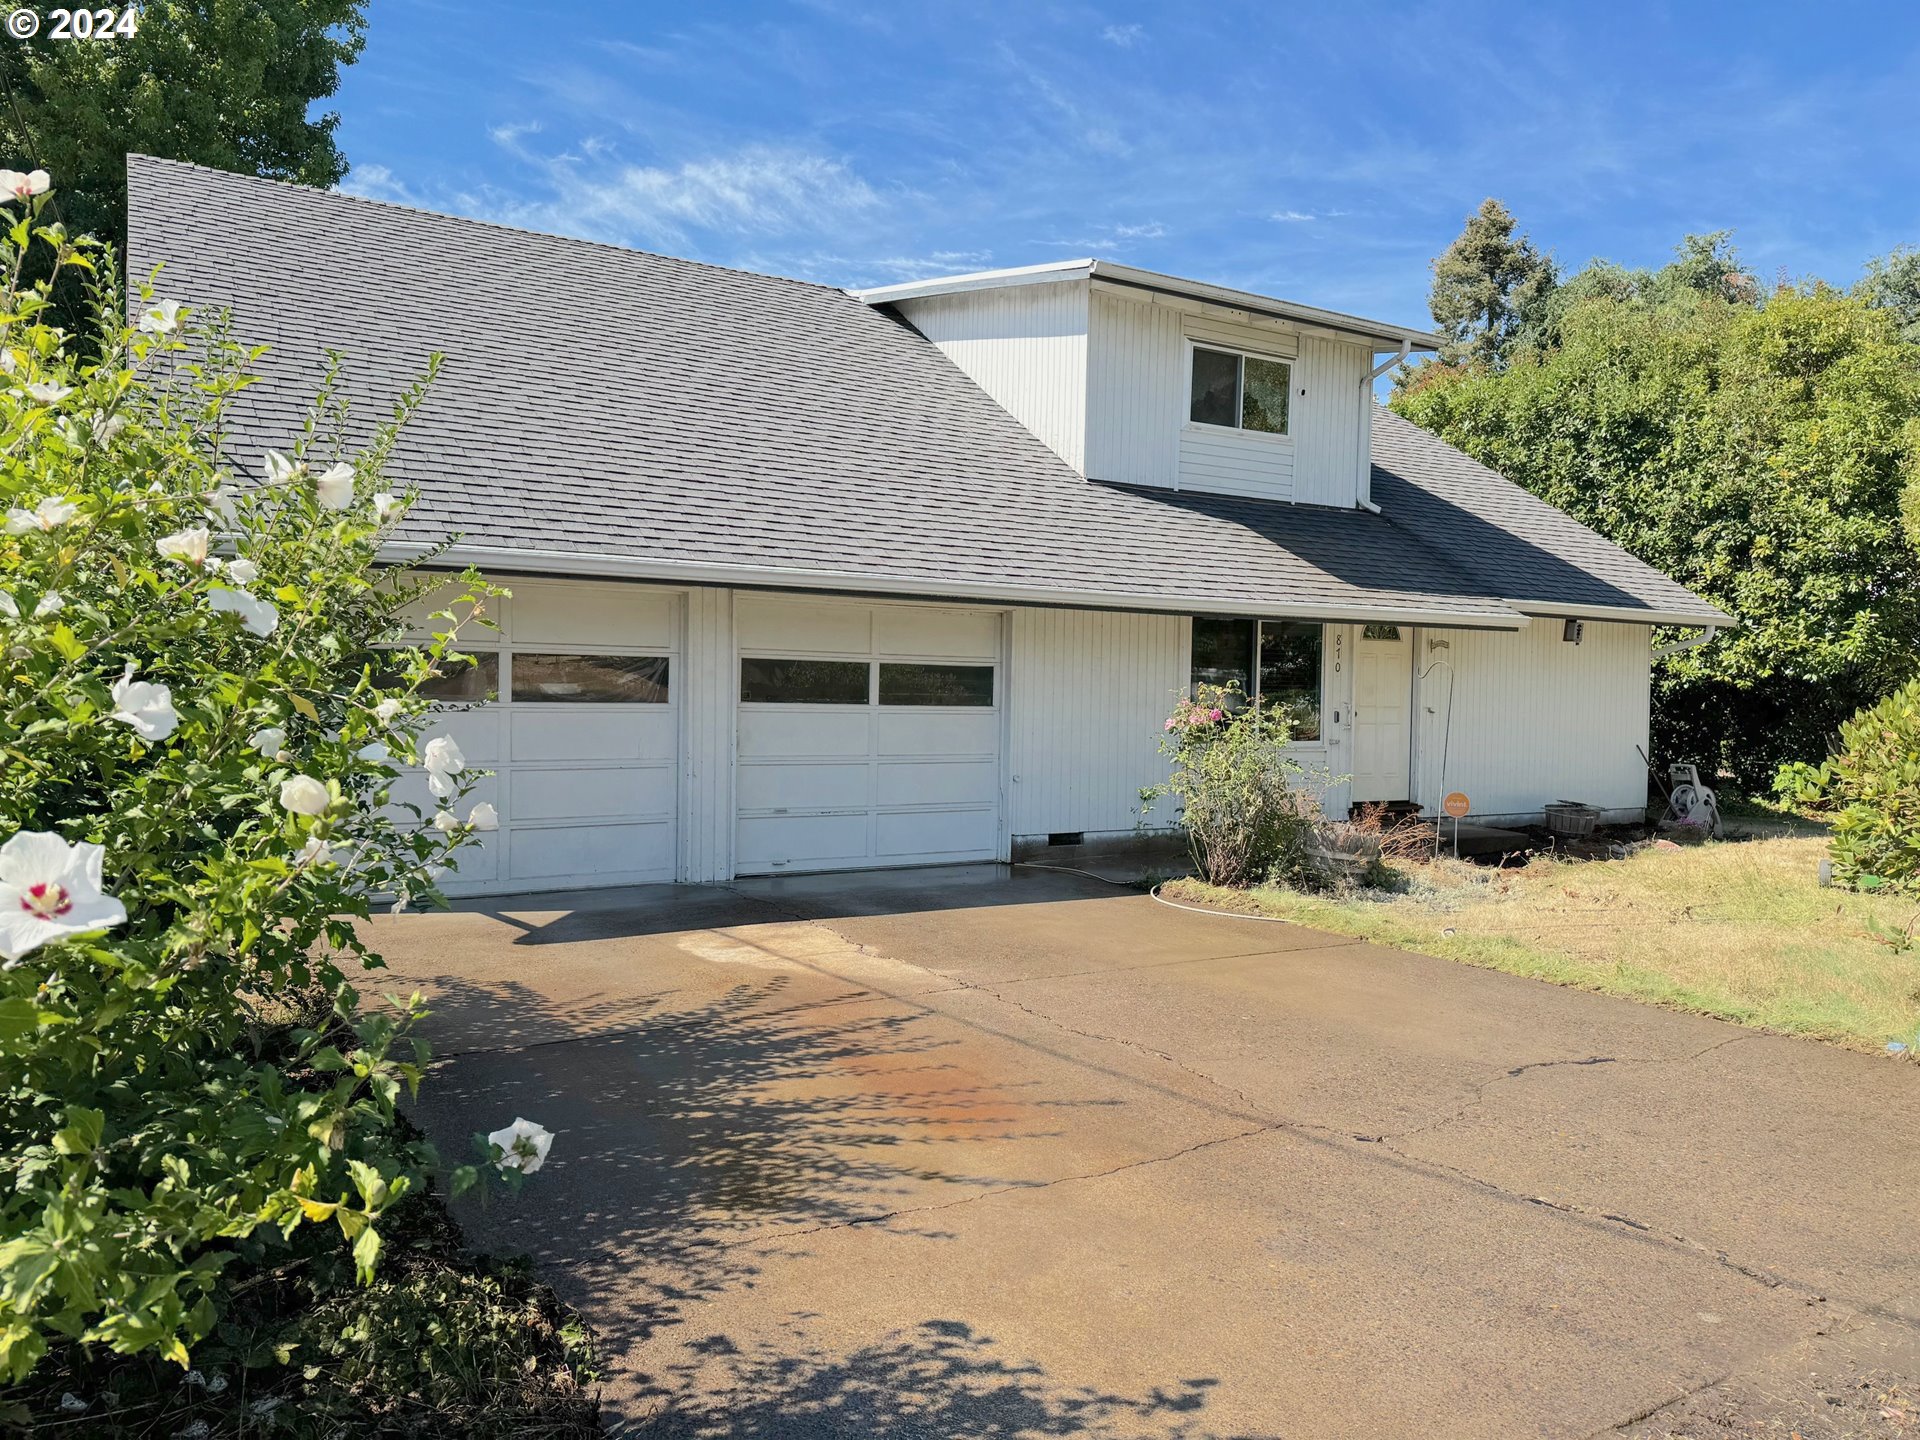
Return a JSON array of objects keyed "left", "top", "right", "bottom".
[{"left": 1163, "top": 835, "right": 1920, "bottom": 1053}]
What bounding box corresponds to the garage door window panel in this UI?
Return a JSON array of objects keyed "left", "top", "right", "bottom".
[
  {"left": 511, "top": 652, "right": 668, "bottom": 704},
  {"left": 740, "top": 658, "right": 871, "bottom": 704},
  {"left": 372, "top": 648, "right": 499, "bottom": 702},
  {"left": 878, "top": 662, "right": 994, "bottom": 707}
]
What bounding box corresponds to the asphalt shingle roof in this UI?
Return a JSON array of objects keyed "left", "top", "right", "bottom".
[{"left": 125, "top": 156, "right": 1726, "bottom": 628}]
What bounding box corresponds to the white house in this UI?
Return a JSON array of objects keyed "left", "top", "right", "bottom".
[{"left": 127, "top": 156, "right": 1732, "bottom": 896}]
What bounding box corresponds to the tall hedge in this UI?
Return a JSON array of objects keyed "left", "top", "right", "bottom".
[{"left": 1394, "top": 281, "right": 1920, "bottom": 791}]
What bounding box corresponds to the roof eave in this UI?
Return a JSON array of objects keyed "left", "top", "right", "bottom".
[
  {"left": 1506, "top": 598, "right": 1738, "bottom": 628},
  {"left": 383, "top": 540, "right": 1530, "bottom": 630},
  {"left": 851, "top": 258, "right": 1444, "bottom": 352},
  {"left": 1088, "top": 260, "right": 1445, "bottom": 352}
]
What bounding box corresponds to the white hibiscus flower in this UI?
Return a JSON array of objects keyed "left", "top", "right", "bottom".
[
  {"left": 313, "top": 462, "right": 354, "bottom": 511},
  {"left": 0, "top": 831, "right": 127, "bottom": 964},
  {"left": 156, "top": 526, "right": 211, "bottom": 567},
  {"left": 294, "top": 835, "right": 334, "bottom": 867},
  {"left": 109, "top": 664, "right": 179, "bottom": 743},
  {"left": 224, "top": 557, "right": 258, "bottom": 585},
  {"left": 467, "top": 802, "right": 499, "bottom": 831},
  {"left": 248, "top": 726, "right": 288, "bottom": 758},
  {"left": 5, "top": 496, "right": 79, "bottom": 534},
  {"left": 263, "top": 450, "right": 303, "bottom": 484},
  {"left": 0, "top": 168, "right": 50, "bottom": 201},
  {"left": 422, "top": 734, "right": 466, "bottom": 798},
  {"left": 137, "top": 298, "right": 185, "bottom": 334},
  {"left": 372, "top": 492, "right": 404, "bottom": 524},
  {"left": 486, "top": 1118, "right": 554, "bottom": 1174},
  {"left": 208, "top": 586, "right": 278, "bottom": 637},
  {"left": 277, "top": 775, "right": 331, "bottom": 817},
  {"left": 20, "top": 381, "right": 72, "bottom": 405}
]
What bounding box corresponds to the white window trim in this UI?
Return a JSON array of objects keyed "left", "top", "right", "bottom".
[{"left": 1183, "top": 338, "right": 1297, "bottom": 442}]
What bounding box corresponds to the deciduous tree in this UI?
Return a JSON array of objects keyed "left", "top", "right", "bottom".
[
  {"left": 1395, "top": 253, "right": 1920, "bottom": 790},
  {"left": 0, "top": 0, "right": 366, "bottom": 264}
]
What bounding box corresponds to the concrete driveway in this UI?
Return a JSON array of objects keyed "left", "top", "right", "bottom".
[{"left": 364, "top": 865, "right": 1920, "bottom": 1438}]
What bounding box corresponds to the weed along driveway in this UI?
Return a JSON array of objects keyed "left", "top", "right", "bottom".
[{"left": 364, "top": 865, "right": 1920, "bottom": 1438}]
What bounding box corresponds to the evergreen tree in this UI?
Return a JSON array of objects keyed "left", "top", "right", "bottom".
[{"left": 1426, "top": 198, "right": 1558, "bottom": 368}]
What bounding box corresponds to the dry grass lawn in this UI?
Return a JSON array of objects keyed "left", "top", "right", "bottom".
[{"left": 1164, "top": 836, "right": 1920, "bottom": 1054}]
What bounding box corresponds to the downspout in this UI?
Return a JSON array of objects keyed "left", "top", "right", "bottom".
[{"left": 1651, "top": 625, "right": 1718, "bottom": 659}]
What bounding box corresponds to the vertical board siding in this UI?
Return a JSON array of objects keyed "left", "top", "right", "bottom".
[
  {"left": 1292, "top": 335, "right": 1368, "bottom": 507},
  {"left": 895, "top": 281, "right": 1089, "bottom": 473},
  {"left": 1009, "top": 607, "right": 1187, "bottom": 836},
  {"left": 1412, "top": 620, "right": 1652, "bottom": 819},
  {"left": 1086, "top": 290, "right": 1182, "bottom": 486},
  {"left": 679, "top": 586, "right": 735, "bottom": 882}
]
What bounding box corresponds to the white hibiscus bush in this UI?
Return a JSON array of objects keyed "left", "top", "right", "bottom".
[{"left": 0, "top": 182, "right": 539, "bottom": 1384}]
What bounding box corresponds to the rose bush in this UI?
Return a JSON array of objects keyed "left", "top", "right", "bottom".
[
  {"left": 0, "top": 179, "right": 534, "bottom": 1385},
  {"left": 1141, "top": 684, "right": 1327, "bottom": 887}
]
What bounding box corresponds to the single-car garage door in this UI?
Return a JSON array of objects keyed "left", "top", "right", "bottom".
[
  {"left": 396, "top": 578, "right": 680, "bottom": 895},
  {"left": 735, "top": 597, "right": 1003, "bottom": 874}
]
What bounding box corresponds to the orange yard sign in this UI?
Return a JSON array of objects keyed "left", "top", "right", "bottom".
[{"left": 1442, "top": 792, "right": 1470, "bottom": 818}]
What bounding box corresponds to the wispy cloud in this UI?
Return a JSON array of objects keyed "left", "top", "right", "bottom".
[
  {"left": 485, "top": 131, "right": 883, "bottom": 248},
  {"left": 1034, "top": 219, "right": 1168, "bottom": 251},
  {"left": 745, "top": 247, "right": 995, "bottom": 287},
  {"left": 339, "top": 163, "right": 421, "bottom": 206},
  {"left": 1101, "top": 23, "right": 1143, "bottom": 47},
  {"left": 1271, "top": 210, "right": 1318, "bottom": 223}
]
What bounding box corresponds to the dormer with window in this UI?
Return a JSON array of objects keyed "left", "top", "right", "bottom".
[{"left": 856, "top": 260, "right": 1439, "bottom": 510}]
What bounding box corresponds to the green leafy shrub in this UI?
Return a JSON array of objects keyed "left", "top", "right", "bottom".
[
  {"left": 3, "top": 1137, "right": 598, "bottom": 1435},
  {"left": 0, "top": 178, "right": 532, "bottom": 1383},
  {"left": 1771, "top": 759, "right": 1834, "bottom": 811},
  {"left": 1141, "top": 687, "right": 1326, "bottom": 887},
  {"left": 1825, "top": 679, "right": 1920, "bottom": 892}
]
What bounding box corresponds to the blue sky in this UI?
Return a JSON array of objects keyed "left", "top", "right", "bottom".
[{"left": 334, "top": 1, "right": 1920, "bottom": 329}]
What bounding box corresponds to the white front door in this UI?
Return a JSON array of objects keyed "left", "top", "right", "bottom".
[
  {"left": 1351, "top": 624, "right": 1413, "bottom": 803},
  {"left": 735, "top": 598, "right": 1003, "bottom": 874}
]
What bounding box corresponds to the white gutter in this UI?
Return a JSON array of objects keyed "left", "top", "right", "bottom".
[
  {"left": 853, "top": 258, "right": 1094, "bottom": 303},
  {"left": 1509, "top": 599, "right": 1738, "bottom": 629},
  {"left": 382, "top": 540, "right": 1532, "bottom": 631},
  {"left": 1363, "top": 339, "right": 1413, "bottom": 385},
  {"left": 1651, "top": 624, "right": 1721, "bottom": 658}
]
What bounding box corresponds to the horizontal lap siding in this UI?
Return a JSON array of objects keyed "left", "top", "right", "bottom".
[
  {"left": 1414, "top": 620, "right": 1652, "bottom": 819},
  {"left": 1178, "top": 426, "right": 1295, "bottom": 500},
  {"left": 1009, "top": 608, "right": 1187, "bottom": 837}
]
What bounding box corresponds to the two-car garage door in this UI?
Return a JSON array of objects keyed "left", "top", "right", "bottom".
[
  {"left": 734, "top": 597, "right": 1003, "bottom": 874},
  {"left": 406, "top": 584, "right": 1005, "bottom": 892}
]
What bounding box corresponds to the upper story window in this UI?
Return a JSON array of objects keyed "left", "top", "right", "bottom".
[{"left": 1188, "top": 345, "right": 1292, "bottom": 436}]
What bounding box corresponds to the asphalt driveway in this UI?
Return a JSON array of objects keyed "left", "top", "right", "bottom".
[{"left": 363, "top": 865, "right": 1920, "bottom": 1438}]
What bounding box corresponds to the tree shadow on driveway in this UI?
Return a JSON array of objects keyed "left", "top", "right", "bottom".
[{"left": 400, "top": 964, "right": 1241, "bottom": 1435}]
